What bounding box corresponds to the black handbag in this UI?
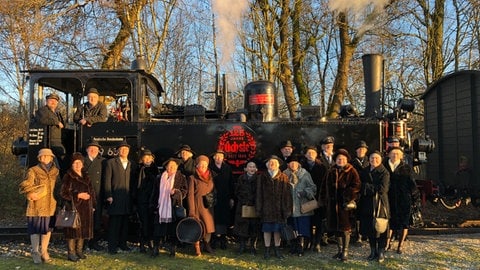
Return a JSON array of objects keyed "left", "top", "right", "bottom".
[
  {"left": 280, "top": 224, "right": 297, "bottom": 241},
  {"left": 410, "top": 204, "right": 424, "bottom": 228},
  {"left": 55, "top": 204, "right": 81, "bottom": 229},
  {"left": 202, "top": 189, "right": 217, "bottom": 208},
  {"left": 175, "top": 203, "right": 187, "bottom": 219}
]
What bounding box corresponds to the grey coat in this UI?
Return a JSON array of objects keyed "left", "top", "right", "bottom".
[{"left": 283, "top": 167, "right": 317, "bottom": 217}]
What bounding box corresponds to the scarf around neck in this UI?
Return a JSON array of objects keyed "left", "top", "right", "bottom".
[{"left": 157, "top": 171, "right": 175, "bottom": 223}]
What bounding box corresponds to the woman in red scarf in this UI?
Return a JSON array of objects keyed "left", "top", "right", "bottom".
[{"left": 188, "top": 155, "right": 216, "bottom": 256}]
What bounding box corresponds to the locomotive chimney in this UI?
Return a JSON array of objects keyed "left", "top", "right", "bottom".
[
  {"left": 244, "top": 80, "right": 277, "bottom": 122},
  {"left": 362, "top": 54, "right": 383, "bottom": 118}
]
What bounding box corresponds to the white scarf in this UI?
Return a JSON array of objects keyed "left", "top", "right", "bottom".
[
  {"left": 388, "top": 159, "right": 400, "bottom": 172},
  {"left": 157, "top": 171, "right": 175, "bottom": 223}
]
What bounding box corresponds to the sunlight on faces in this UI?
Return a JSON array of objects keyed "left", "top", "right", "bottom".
[
  {"left": 280, "top": 146, "right": 293, "bottom": 157},
  {"left": 388, "top": 149, "right": 403, "bottom": 163},
  {"left": 369, "top": 152, "right": 382, "bottom": 168},
  {"left": 86, "top": 145, "right": 100, "bottom": 158},
  {"left": 305, "top": 149, "right": 318, "bottom": 161},
  {"left": 244, "top": 162, "right": 257, "bottom": 175},
  {"left": 165, "top": 160, "right": 179, "bottom": 176},
  {"left": 46, "top": 98, "right": 58, "bottom": 110},
  {"left": 196, "top": 160, "right": 209, "bottom": 173},
  {"left": 72, "top": 159, "right": 84, "bottom": 173},
  {"left": 141, "top": 154, "right": 154, "bottom": 166},
  {"left": 335, "top": 154, "right": 348, "bottom": 167},
  {"left": 213, "top": 153, "right": 224, "bottom": 164},
  {"left": 38, "top": 154, "right": 54, "bottom": 165},
  {"left": 118, "top": 146, "right": 130, "bottom": 159},
  {"left": 288, "top": 160, "right": 300, "bottom": 171},
  {"left": 87, "top": 92, "right": 99, "bottom": 106},
  {"left": 322, "top": 143, "right": 334, "bottom": 155},
  {"left": 356, "top": 147, "right": 368, "bottom": 158},
  {"left": 180, "top": 150, "right": 193, "bottom": 161},
  {"left": 266, "top": 159, "right": 280, "bottom": 171}
]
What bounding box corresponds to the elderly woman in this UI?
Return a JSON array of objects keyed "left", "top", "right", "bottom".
[
  {"left": 151, "top": 158, "right": 187, "bottom": 257},
  {"left": 385, "top": 147, "right": 420, "bottom": 255},
  {"left": 60, "top": 152, "right": 96, "bottom": 262},
  {"left": 134, "top": 149, "right": 159, "bottom": 254},
  {"left": 19, "top": 148, "right": 59, "bottom": 264},
  {"left": 358, "top": 151, "right": 390, "bottom": 262},
  {"left": 188, "top": 155, "right": 216, "bottom": 256},
  {"left": 256, "top": 155, "right": 293, "bottom": 260},
  {"left": 283, "top": 155, "right": 316, "bottom": 257},
  {"left": 319, "top": 149, "right": 361, "bottom": 262}
]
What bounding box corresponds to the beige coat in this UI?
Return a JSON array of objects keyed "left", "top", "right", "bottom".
[{"left": 19, "top": 164, "right": 59, "bottom": 217}]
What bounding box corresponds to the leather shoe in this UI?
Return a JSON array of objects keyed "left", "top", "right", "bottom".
[{"left": 378, "top": 251, "right": 385, "bottom": 263}]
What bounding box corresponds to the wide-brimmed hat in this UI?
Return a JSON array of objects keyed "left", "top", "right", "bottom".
[
  {"left": 321, "top": 136, "right": 335, "bottom": 145},
  {"left": 175, "top": 144, "right": 195, "bottom": 155},
  {"left": 355, "top": 140, "right": 368, "bottom": 150},
  {"left": 87, "top": 88, "right": 100, "bottom": 95},
  {"left": 280, "top": 140, "right": 295, "bottom": 149},
  {"left": 333, "top": 148, "right": 351, "bottom": 162},
  {"left": 117, "top": 140, "right": 130, "bottom": 149},
  {"left": 140, "top": 149, "right": 155, "bottom": 159},
  {"left": 264, "top": 155, "right": 283, "bottom": 165},
  {"left": 162, "top": 157, "right": 181, "bottom": 167},
  {"left": 176, "top": 217, "right": 205, "bottom": 243},
  {"left": 46, "top": 93, "right": 60, "bottom": 101},
  {"left": 37, "top": 148, "right": 55, "bottom": 158},
  {"left": 71, "top": 152, "right": 84, "bottom": 164}
]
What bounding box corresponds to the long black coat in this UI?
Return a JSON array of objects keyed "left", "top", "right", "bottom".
[
  {"left": 358, "top": 164, "right": 390, "bottom": 236},
  {"left": 104, "top": 157, "right": 136, "bottom": 215},
  {"left": 384, "top": 159, "right": 419, "bottom": 230},
  {"left": 134, "top": 164, "right": 159, "bottom": 206},
  {"left": 233, "top": 173, "right": 260, "bottom": 237},
  {"left": 73, "top": 102, "right": 108, "bottom": 125},
  {"left": 210, "top": 162, "right": 234, "bottom": 228},
  {"left": 256, "top": 171, "right": 292, "bottom": 224},
  {"left": 60, "top": 169, "right": 96, "bottom": 239},
  {"left": 302, "top": 158, "right": 328, "bottom": 224},
  {"left": 34, "top": 106, "right": 64, "bottom": 146},
  {"left": 83, "top": 155, "right": 106, "bottom": 206},
  {"left": 319, "top": 164, "right": 361, "bottom": 232}
]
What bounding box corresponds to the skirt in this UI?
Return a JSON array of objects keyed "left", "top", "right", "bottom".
[
  {"left": 262, "top": 222, "right": 282, "bottom": 233},
  {"left": 27, "top": 216, "right": 54, "bottom": 235},
  {"left": 288, "top": 216, "right": 311, "bottom": 237}
]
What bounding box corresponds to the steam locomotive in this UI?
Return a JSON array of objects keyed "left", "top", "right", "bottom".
[{"left": 12, "top": 54, "right": 433, "bottom": 176}]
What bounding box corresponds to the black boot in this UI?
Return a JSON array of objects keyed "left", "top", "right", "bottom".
[
  {"left": 67, "top": 239, "right": 79, "bottom": 262},
  {"left": 273, "top": 246, "right": 284, "bottom": 259},
  {"left": 333, "top": 236, "right": 343, "bottom": 259},
  {"left": 341, "top": 232, "right": 350, "bottom": 262},
  {"left": 263, "top": 246, "right": 270, "bottom": 259},
  {"left": 76, "top": 239, "right": 87, "bottom": 259},
  {"left": 151, "top": 240, "right": 160, "bottom": 257},
  {"left": 169, "top": 239, "right": 176, "bottom": 257},
  {"left": 220, "top": 235, "right": 227, "bottom": 250},
  {"left": 250, "top": 238, "right": 258, "bottom": 255},
  {"left": 367, "top": 238, "right": 377, "bottom": 261},
  {"left": 297, "top": 237, "right": 305, "bottom": 257},
  {"left": 238, "top": 237, "right": 246, "bottom": 254}
]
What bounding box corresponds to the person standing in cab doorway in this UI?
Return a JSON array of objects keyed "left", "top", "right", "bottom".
[{"left": 74, "top": 88, "right": 108, "bottom": 127}]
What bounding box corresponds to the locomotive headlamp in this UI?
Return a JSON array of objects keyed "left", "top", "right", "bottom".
[
  {"left": 397, "top": 98, "right": 415, "bottom": 112},
  {"left": 413, "top": 136, "right": 435, "bottom": 154}
]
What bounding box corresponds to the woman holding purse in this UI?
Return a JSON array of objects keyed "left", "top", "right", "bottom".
[
  {"left": 358, "top": 151, "right": 390, "bottom": 262},
  {"left": 60, "top": 152, "right": 96, "bottom": 262},
  {"left": 19, "top": 148, "right": 59, "bottom": 264}
]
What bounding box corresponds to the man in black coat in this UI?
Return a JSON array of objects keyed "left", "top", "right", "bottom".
[
  {"left": 74, "top": 88, "right": 108, "bottom": 127},
  {"left": 319, "top": 136, "right": 335, "bottom": 168},
  {"left": 104, "top": 140, "right": 136, "bottom": 254},
  {"left": 83, "top": 140, "right": 106, "bottom": 251}
]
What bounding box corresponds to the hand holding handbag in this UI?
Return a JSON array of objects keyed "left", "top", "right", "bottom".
[
  {"left": 374, "top": 193, "right": 388, "bottom": 234},
  {"left": 56, "top": 192, "right": 81, "bottom": 229},
  {"left": 300, "top": 198, "right": 319, "bottom": 213},
  {"left": 175, "top": 200, "right": 187, "bottom": 219},
  {"left": 202, "top": 189, "right": 217, "bottom": 208}
]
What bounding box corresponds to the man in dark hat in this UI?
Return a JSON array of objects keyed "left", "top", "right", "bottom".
[
  {"left": 83, "top": 140, "right": 106, "bottom": 251},
  {"left": 34, "top": 92, "right": 66, "bottom": 165},
  {"left": 319, "top": 136, "right": 335, "bottom": 168},
  {"left": 352, "top": 140, "right": 369, "bottom": 173},
  {"left": 104, "top": 140, "right": 136, "bottom": 254},
  {"left": 176, "top": 145, "right": 196, "bottom": 178},
  {"left": 279, "top": 140, "right": 295, "bottom": 171},
  {"left": 74, "top": 88, "right": 108, "bottom": 127},
  {"left": 209, "top": 149, "right": 234, "bottom": 249}
]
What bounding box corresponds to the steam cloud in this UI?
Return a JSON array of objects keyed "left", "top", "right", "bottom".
[{"left": 212, "top": 0, "right": 249, "bottom": 68}]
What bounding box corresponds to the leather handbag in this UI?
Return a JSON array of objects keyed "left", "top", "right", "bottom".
[
  {"left": 241, "top": 205, "right": 257, "bottom": 218},
  {"left": 300, "top": 198, "right": 319, "bottom": 213},
  {"left": 374, "top": 194, "right": 388, "bottom": 234},
  {"left": 202, "top": 189, "right": 217, "bottom": 208},
  {"left": 175, "top": 202, "right": 187, "bottom": 219},
  {"left": 280, "top": 224, "right": 297, "bottom": 241},
  {"left": 55, "top": 205, "right": 81, "bottom": 229}
]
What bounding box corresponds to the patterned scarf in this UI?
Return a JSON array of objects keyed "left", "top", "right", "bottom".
[{"left": 158, "top": 171, "right": 175, "bottom": 223}]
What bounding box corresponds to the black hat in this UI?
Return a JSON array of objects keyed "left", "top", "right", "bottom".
[
  {"left": 87, "top": 88, "right": 100, "bottom": 95},
  {"left": 387, "top": 136, "right": 400, "bottom": 143},
  {"left": 211, "top": 149, "right": 225, "bottom": 157},
  {"left": 333, "top": 148, "right": 351, "bottom": 162},
  {"left": 286, "top": 155, "right": 300, "bottom": 164},
  {"left": 86, "top": 140, "right": 102, "bottom": 149},
  {"left": 321, "top": 136, "right": 335, "bottom": 145},
  {"left": 175, "top": 144, "right": 195, "bottom": 155},
  {"left": 304, "top": 145, "right": 318, "bottom": 153},
  {"left": 280, "top": 140, "right": 295, "bottom": 149},
  {"left": 369, "top": 150, "right": 383, "bottom": 157},
  {"left": 71, "top": 152, "right": 84, "bottom": 164},
  {"left": 264, "top": 155, "right": 283, "bottom": 165},
  {"left": 162, "top": 157, "right": 181, "bottom": 167},
  {"left": 46, "top": 93, "right": 60, "bottom": 101},
  {"left": 140, "top": 149, "right": 155, "bottom": 158},
  {"left": 355, "top": 140, "right": 368, "bottom": 150},
  {"left": 117, "top": 140, "right": 130, "bottom": 149}
]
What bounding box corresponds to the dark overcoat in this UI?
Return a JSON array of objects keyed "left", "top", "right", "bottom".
[
  {"left": 351, "top": 156, "right": 369, "bottom": 173},
  {"left": 256, "top": 171, "right": 293, "bottom": 223},
  {"left": 134, "top": 164, "right": 159, "bottom": 206},
  {"left": 233, "top": 173, "right": 260, "bottom": 237},
  {"left": 384, "top": 160, "right": 419, "bottom": 230},
  {"left": 188, "top": 171, "right": 215, "bottom": 233},
  {"left": 210, "top": 162, "right": 234, "bottom": 227},
  {"left": 358, "top": 164, "right": 390, "bottom": 236},
  {"left": 34, "top": 106, "right": 64, "bottom": 146},
  {"left": 302, "top": 158, "right": 328, "bottom": 224},
  {"left": 104, "top": 157, "right": 135, "bottom": 215},
  {"left": 73, "top": 102, "right": 108, "bottom": 125},
  {"left": 83, "top": 155, "right": 105, "bottom": 206},
  {"left": 319, "top": 163, "right": 361, "bottom": 232},
  {"left": 60, "top": 169, "right": 96, "bottom": 239},
  {"left": 150, "top": 171, "right": 188, "bottom": 224}
]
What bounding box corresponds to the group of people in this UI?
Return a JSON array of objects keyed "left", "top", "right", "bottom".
[{"left": 19, "top": 89, "right": 420, "bottom": 264}]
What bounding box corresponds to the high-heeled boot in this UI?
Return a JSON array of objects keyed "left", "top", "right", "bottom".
[
  {"left": 333, "top": 235, "right": 343, "bottom": 259},
  {"left": 67, "top": 239, "right": 79, "bottom": 262},
  {"left": 30, "top": 234, "right": 42, "bottom": 264},
  {"left": 367, "top": 237, "right": 377, "bottom": 261},
  {"left": 76, "top": 239, "right": 87, "bottom": 259},
  {"left": 341, "top": 232, "right": 350, "bottom": 262},
  {"left": 273, "top": 246, "right": 284, "bottom": 259},
  {"left": 263, "top": 246, "right": 270, "bottom": 259},
  {"left": 40, "top": 231, "right": 52, "bottom": 263}
]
